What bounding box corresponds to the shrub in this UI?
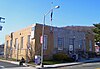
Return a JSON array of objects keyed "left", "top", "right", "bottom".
[
  {"left": 53, "top": 53, "right": 74, "bottom": 62},
  {"left": 86, "top": 52, "right": 96, "bottom": 58}
]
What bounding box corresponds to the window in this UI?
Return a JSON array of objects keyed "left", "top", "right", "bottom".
[
  {"left": 89, "top": 40, "right": 92, "bottom": 51},
  {"left": 43, "top": 35, "right": 48, "bottom": 50},
  {"left": 6, "top": 40, "right": 8, "bottom": 48},
  {"left": 58, "top": 37, "right": 64, "bottom": 50},
  {"left": 31, "top": 27, "right": 35, "bottom": 39},
  {"left": 28, "top": 35, "right": 31, "bottom": 43},
  {"left": 79, "top": 40, "right": 83, "bottom": 49},
  {"left": 83, "top": 39, "right": 86, "bottom": 51},
  {"left": 69, "top": 38, "right": 73, "bottom": 45},
  {"left": 27, "top": 35, "right": 31, "bottom": 49},
  {"left": 15, "top": 38, "right": 18, "bottom": 49},
  {"left": 20, "top": 37, "right": 23, "bottom": 49},
  {"left": 32, "top": 27, "right": 35, "bottom": 31},
  {"left": 10, "top": 40, "right": 12, "bottom": 49}
]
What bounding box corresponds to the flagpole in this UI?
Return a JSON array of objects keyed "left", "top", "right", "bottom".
[{"left": 50, "top": 2, "right": 53, "bottom": 31}]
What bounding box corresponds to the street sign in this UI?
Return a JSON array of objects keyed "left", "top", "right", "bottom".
[
  {"left": 69, "top": 45, "right": 73, "bottom": 51},
  {"left": 40, "top": 36, "right": 43, "bottom": 44}
]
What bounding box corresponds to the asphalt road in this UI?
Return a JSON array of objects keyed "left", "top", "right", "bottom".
[
  {"left": 1, "top": 60, "right": 100, "bottom": 69},
  {"left": 49, "top": 62, "right": 100, "bottom": 69},
  {"left": 0, "top": 61, "right": 35, "bottom": 69},
  {"left": 0, "top": 61, "right": 21, "bottom": 68}
]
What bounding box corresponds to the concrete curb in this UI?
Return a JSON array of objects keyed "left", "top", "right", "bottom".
[
  {"left": 35, "top": 62, "right": 83, "bottom": 69},
  {"left": 0, "top": 59, "right": 30, "bottom": 67},
  {"left": 1, "top": 58, "right": 100, "bottom": 69},
  {"left": 36, "top": 58, "right": 100, "bottom": 69},
  {"left": 0, "top": 59, "right": 19, "bottom": 65}
]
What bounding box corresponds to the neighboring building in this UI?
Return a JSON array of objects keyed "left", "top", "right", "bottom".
[
  {"left": 63, "top": 26, "right": 94, "bottom": 33},
  {"left": 4, "top": 23, "right": 95, "bottom": 61},
  {"left": 95, "top": 42, "right": 100, "bottom": 55},
  {"left": 0, "top": 44, "right": 4, "bottom": 52},
  {"left": 0, "top": 44, "right": 4, "bottom": 55}
]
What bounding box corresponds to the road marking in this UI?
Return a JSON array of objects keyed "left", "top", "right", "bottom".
[
  {"left": 0, "top": 65, "right": 4, "bottom": 68},
  {"left": 96, "top": 68, "right": 100, "bottom": 69}
]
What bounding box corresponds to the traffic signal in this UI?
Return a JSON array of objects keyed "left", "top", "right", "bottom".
[
  {"left": 0, "top": 17, "right": 5, "bottom": 20},
  {"left": 0, "top": 17, "right": 5, "bottom": 23},
  {"left": 0, "top": 26, "right": 2, "bottom": 30}
]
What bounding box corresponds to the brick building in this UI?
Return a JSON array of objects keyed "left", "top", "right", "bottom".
[
  {"left": 4, "top": 23, "right": 95, "bottom": 61},
  {"left": 0, "top": 44, "right": 4, "bottom": 55}
]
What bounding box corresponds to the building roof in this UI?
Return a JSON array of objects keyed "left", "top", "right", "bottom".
[{"left": 63, "top": 26, "right": 94, "bottom": 33}]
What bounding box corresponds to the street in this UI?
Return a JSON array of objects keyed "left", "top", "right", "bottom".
[
  {"left": 1, "top": 61, "right": 100, "bottom": 69},
  {"left": 49, "top": 62, "right": 100, "bottom": 69},
  {"left": 0, "top": 61, "right": 35, "bottom": 69}
]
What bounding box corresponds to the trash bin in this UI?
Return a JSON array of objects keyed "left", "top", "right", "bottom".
[
  {"left": 35, "top": 55, "right": 41, "bottom": 65},
  {"left": 72, "top": 54, "right": 76, "bottom": 61}
]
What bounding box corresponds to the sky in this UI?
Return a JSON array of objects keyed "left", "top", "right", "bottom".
[{"left": 0, "top": 0, "right": 100, "bottom": 44}]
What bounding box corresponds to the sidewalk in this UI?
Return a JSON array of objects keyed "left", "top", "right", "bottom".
[
  {"left": 0, "top": 59, "right": 31, "bottom": 67},
  {"left": 36, "top": 58, "right": 100, "bottom": 68},
  {"left": 36, "top": 62, "right": 82, "bottom": 68},
  {"left": 0, "top": 58, "right": 100, "bottom": 69}
]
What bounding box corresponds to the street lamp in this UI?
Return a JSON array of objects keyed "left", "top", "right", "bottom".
[{"left": 41, "top": 5, "right": 60, "bottom": 67}]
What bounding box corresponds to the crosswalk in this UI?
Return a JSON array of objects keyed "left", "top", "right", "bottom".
[
  {"left": 4, "top": 67, "right": 36, "bottom": 69},
  {"left": 96, "top": 68, "right": 100, "bottom": 69}
]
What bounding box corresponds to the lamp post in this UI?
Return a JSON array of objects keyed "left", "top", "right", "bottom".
[{"left": 41, "top": 6, "right": 60, "bottom": 67}]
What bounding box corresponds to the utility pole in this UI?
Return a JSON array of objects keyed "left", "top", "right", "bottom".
[{"left": 41, "top": 6, "right": 60, "bottom": 68}]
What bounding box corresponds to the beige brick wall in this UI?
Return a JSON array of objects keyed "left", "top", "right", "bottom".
[
  {"left": 4, "top": 24, "right": 55, "bottom": 60},
  {"left": 35, "top": 24, "right": 54, "bottom": 59},
  {"left": 4, "top": 24, "right": 36, "bottom": 60}
]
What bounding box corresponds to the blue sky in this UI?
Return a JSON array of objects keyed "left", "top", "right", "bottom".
[{"left": 0, "top": 0, "right": 100, "bottom": 44}]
